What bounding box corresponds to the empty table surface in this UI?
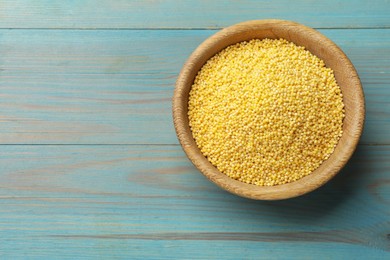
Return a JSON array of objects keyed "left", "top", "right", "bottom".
[{"left": 0, "top": 1, "right": 389, "bottom": 259}]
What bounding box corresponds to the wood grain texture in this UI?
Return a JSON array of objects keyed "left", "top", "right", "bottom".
[
  {"left": 173, "top": 20, "right": 364, "bottom": 200},
  {"left": 0, "top": 145, "right": 389, "bottom": 258},
  {"left": 0, "top": 0, "right": 389, "bottom": 29},
  {"left": 0, "top": 0, "right": 389, "bottom": 258},
  {"left": 0, "top": 29, "right": 389, "bottom": 145}
]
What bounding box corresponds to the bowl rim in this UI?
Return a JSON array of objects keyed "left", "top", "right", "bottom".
[{"left": 173, "top": 19, "right": 365, "bottom": 200}]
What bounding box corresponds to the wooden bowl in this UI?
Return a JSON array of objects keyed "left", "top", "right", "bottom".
[{"left": 172, "top": 20, "right": 365, "bottom": 200}]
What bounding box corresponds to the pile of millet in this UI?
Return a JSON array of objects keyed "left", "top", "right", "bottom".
[{"left": 188, "top": 38, "right": 345, "bottom": 186}]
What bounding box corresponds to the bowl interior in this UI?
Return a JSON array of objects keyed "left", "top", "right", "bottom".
[{"left": 173, "top": 20, "right": 365, "bottom": 200}]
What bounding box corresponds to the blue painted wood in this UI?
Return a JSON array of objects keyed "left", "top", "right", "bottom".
[
  {"left": 0, "top": 145, "right": 389, "bottom": 259},
  {"left": 0, "top": 0, "right": 389, "bottom": 29},
  {"left": 0, "top": 29, "right": 389, "bottom": 144},
  {"left": 0, "top": 1, "right": 389, "bottom": 258}
]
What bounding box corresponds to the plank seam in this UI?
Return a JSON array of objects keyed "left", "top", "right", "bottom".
[{"left": 0, "top": 27, "right": 390, "bottom": 30}]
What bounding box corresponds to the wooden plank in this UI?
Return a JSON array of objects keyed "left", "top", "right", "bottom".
[
  {"left": 0, "top": 0, "right": 389, "bottom": 29},
  {"left": 0, "top": 144, "right": 388, "bottom": 258},
  {"left": 0, "top": 29, "right": 389, "bottom": 145}
]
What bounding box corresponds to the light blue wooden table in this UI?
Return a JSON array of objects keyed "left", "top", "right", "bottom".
[{"left": 0, "top": 1, "right": 389, "bottom": 259}]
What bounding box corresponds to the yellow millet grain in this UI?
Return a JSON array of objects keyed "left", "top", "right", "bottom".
[{"left": 188, "top": 38, "right": 345, "bottom": 186}]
